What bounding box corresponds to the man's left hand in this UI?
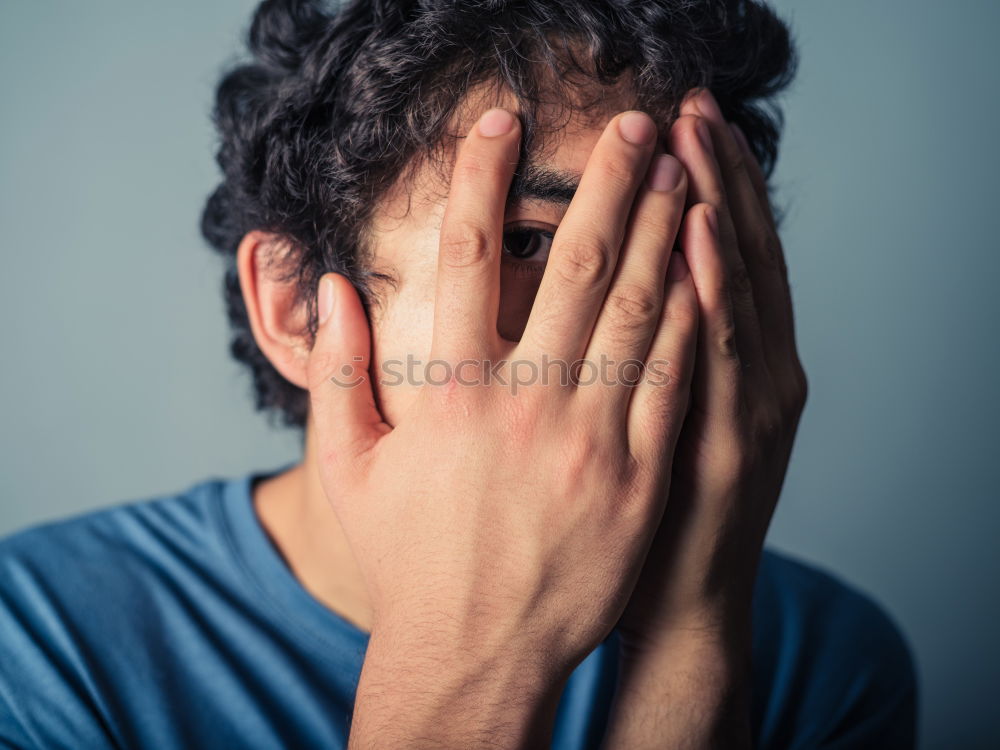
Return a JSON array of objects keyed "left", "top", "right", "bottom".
[{"left": 607, "top": 90, "right": 809, "bottom": 750}]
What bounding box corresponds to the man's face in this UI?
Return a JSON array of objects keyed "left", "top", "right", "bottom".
[{"left": 364, "top": 88, "right": 642, "bottom": 426}]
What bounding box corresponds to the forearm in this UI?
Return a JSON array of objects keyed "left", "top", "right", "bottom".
[
  {"left": 600, "top": 632, "right": 752, "bottom": 750},
  {"left": 348, "top": 622, "right": 569, "bottom": 750}
]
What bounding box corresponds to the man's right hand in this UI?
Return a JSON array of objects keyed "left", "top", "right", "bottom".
[{"left": 307, "top": 106, "right": 697, "bottom": 749}]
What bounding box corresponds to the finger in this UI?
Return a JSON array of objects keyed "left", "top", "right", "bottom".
[
  {"left": 432, "top": 107, "right": 522, "bottom": 361},
  {"left": 667, "top": 111, "right": 769, "bottom": 389},
  {"left": 676, "top": 204, "right": 744, "bottom": 421},
  {"left": 583, "top": 152, "right": 687, "bottom": 413},
  {"left": 728, "top": 122, "right": 803, "bottom": 375},
  {"left": 687, "top": 89, "right": 796, "bottom": 386},
  {"left": 684, "top": 92, "right": 779, "bottom": 268},
  {"left": 308, "top": 273, "right": 390, "bottom": 472},
  {"left": 728, "top": 122, "right": 777, "bottom": 229},
  {"left": 627, "top": 249, "right": 699, "bottom": 467},
  {"left": 519, "top": 111, "right": 658, "bottom": 364}
]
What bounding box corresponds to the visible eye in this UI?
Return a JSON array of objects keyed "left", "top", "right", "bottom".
[
  {"left": 498, "top": 223, "right": 553, "bottom": 341},
  {"left": 502, "top": 225, "right": 554, "bottom": 263}
]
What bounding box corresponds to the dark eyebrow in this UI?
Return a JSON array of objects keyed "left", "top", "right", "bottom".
[{"left": 506, "top": 162, "right": 580, "bottom": 206}]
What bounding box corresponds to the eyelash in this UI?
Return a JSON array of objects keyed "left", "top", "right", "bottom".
[{"left": 502, "top": 225, "right": 555, "bottom": 261}]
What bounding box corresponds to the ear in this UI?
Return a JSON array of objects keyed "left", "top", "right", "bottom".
[{"left": 236, "top": 230, "right": 311, "bottom": 390}]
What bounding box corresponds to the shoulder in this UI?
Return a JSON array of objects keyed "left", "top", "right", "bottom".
[
  {"left": 0, "top": 475, "right": 237, "bottom": 748},
  {"left": 0, "top": 476, "right": 233, "bottom": 609},
  {"left": 755, "top": 549, "right": 912, "bottom": 651},
  {"left": 753, "top": 549, "right": 918, "bottom": 749},
  {"left": 0, "top": 475, "right": 229, "bottom": 556},
  {"left": 0, "top": 474, "right": 241, "bottom": 632},
  {"left": 754, "top": 549, "right": 916, "bottom": 675}
]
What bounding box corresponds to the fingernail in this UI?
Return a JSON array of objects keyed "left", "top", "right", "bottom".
[
  {"left": 667, "top": 251, "right": 689, "bottom": 281},
  {"left": 705, "top": 205, "right": 719, "bottom": 237},
  {"left": 696, "top": 119, "right": 715, "bottom": 156},
  {"left": 479, "top": 108, "right": 516, "bottom": 137},
  {"left": 647, "top": 154, "right": 683, "bottom": 192},
  {"left": 619, "top": 111, "right": 656, "bottom": 145},
  {"left": 696, "top": 89, "right": 724, "bottom": 123},
  {"left": 317, "top": 276, "right": 335, "bottom": 326}
]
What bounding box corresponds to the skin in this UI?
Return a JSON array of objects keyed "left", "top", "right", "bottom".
[
  {"left": 604, "top": 92, "right": 808, "bottom": 749},
  {"left": 236, "top": 85, "right": 806, "bottom": 749}
]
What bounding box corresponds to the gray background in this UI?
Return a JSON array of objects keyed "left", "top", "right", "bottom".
[{"left": 1, "top": 1, "right": 997, "bottom": 747}]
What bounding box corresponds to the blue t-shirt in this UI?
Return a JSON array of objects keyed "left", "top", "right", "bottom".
[{"left": 0, "top": 471, "right": 916, "bottom": 749}]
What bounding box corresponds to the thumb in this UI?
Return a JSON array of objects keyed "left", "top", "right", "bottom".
[{"left": 308, "top": 273, "right": 388, "bottom": 466}]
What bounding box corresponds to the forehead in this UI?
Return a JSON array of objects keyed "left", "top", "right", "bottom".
[
  {"left": 451, "top": 76, "right": 642, "bottom": 179},
  {"left": 378, "top": 76, "right": 647, "bottom": 222}
]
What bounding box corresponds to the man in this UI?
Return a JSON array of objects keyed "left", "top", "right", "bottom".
[{"left": 0, "top": 0, "right": 916, "bottom": 748}]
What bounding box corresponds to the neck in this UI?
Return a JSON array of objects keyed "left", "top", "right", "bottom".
[{"left": 252, "top": 426, "right": 374, "bottom": 635}]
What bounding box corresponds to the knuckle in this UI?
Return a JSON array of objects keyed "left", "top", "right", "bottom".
[
  {"left": 563, "top": 431, "right": 630, "bottom": 494},
  {"left": 595, "top": 153, "right": 638, "bottom": 192},
  {"left": 661, "top": 291, "right": 699, "bottom": 331},
  {"left": 421, "top": 378, "right": 490, "bottom": 429},
  {"left": 553, "top": 237, "right": 613, "bottom": 286},
  {"left": 572, "top": 431, "right": 607, "bottom": 469},
  {"left": 713, "top": 316, "right": 739, "bottom": 360},
  {"left": 558, "top": 430, "right": 599, "bottom": 483},
  {"left": 737, "top": 214, "right": 780, "bottom": 272},
  {"left": 439, "top": 226, "right": 494, "bottom": 270},
  {"left": 718, "top": 332, "right": 739, "bottom": 362},
  {"left": 782, "top": 363, "right": 809, "bottom": 414},
  {"left": 730, "top": 262, "right": 754, "bottom": 297},
  {"left": 422, "top": 373, "right": 464, "bottom": 406},
  {"left": 757, "top": 230, "right": 783, "bottom": 270},
  {"left": 753, "top": 404, "right": 782, "bottom": 442},
  {"left": 607, "top": 283, "right": 661, "bottom": 331}
]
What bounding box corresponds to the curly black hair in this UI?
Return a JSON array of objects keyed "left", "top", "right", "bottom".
[{"left": 200, "top": 0, "right": 797, "bottom": 429}]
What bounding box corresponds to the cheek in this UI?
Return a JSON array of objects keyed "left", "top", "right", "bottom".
[
  {"left": 366, "top": 189, "right": 446, "bottom": 425},
  {"left": 369, "top": 282, "right": 436, "bottom": 427}
]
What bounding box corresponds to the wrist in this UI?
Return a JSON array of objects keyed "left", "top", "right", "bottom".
[
  {"left": 349, "top": 617, "right": 570, "bottom": 750},
  {"left": 601, "top": 628, "right": 752, "bottom": 750},
  {"left": 618, "top": 595, "right": 754, "bottom": 660},
  {"left": 617, "top": 625, "right": 750, "bottom": 696}
]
